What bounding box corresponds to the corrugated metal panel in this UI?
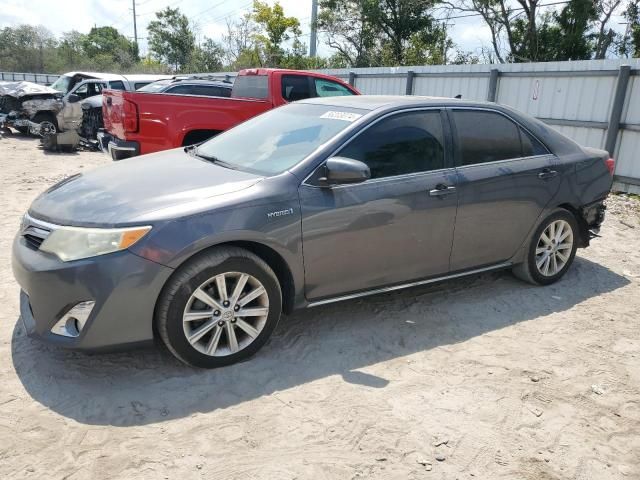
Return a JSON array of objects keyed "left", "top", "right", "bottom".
[
  {"left": 496, "top": 75, "right": 615, "bottom": 123},
  {"left": 413, "top": 76, "right": 489, "bottom": 101},
  {"left": 547, "top": 125, "right": 607, "bottom": 150},
  {"left": 622, "top": 75, "right": 640, "bottom": 125},
  {"left": 615, "top": 130, "right": 640, "bottom": 179},
  {"left": 355, "top": 76, "right": 406, "bottom": 95}
]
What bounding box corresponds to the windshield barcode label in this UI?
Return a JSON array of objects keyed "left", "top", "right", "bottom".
[{"left": 320, "top": 111, "right": 362, "bottom": 122}]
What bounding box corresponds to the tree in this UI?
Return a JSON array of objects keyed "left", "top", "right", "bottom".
[
  {"left": 446, "top": 0, "right": 622, "bottom": 62},
  {"left": 58, "top": 31, "right": 85, "bottom": 69},
  {"left": 147, "top": 7, "right": 195, "bottom": 72},
  {"left": 621, "top": 0, "right": 640, "bottom": 57},
  {"left": 367, "top": 0, "right": 443, "bottom": 65},
  {"left": 534, "top": 0, "right": 597, "bottom": 61},
  {"left": 0, "top": 25, "right": 58, "bottom": 72},
  {"left": 252, "top": 0, "right": 301, "bottom": 66},
  {"left": 223, "top": 13, "right": 262, "bottom": 69},
  {"left": 317, "top": 0, "right": 378, "bottom": 67},
  {"left": 81, "top": 26, "right": 139, "bottom": 68},
  {"left": 593, "top": 0, "right": 622, "bottom": 59},
  {"left": 189, "top": 38, "right": 225, "bottom": 72}
]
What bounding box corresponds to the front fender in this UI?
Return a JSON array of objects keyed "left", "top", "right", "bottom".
[{"left": 129, "top": 203, "right": 305, "bottom": 306}]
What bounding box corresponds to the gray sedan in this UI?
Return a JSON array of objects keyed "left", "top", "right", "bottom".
[{"left": 12, "top": 96, "right": 613, "bottom": 368}]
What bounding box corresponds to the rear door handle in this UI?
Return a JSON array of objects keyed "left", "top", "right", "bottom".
[
  {"left": 429, "top": 184, "right": 456, "bottom": 197},
  {"left": 538, "top": 168, "right": 558, "bottom": 180}
]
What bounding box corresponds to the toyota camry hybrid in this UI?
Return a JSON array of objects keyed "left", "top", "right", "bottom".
[{"left": 12, "top": 96, "right": 614, "bottom": 368}]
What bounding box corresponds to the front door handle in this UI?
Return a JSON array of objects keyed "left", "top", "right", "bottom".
[
  {"left": 538, "top": 168, "right": 558, "bottom": 180},
  {"left": 429, "top": 184, "right": 456, "bottom": 197}
]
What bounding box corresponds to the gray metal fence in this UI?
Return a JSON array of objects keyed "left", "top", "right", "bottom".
[
  {"left": 3, "top": 60, "right": 640, "bottom": 191},
  {"left": 318, "top": 59, "right": 640, "bottom": 194},
  {"left": 0, "top": 72, "right": 60, "bottom": 85}
]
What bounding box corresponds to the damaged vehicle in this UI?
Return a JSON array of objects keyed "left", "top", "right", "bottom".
[
  {"left": 0, "top": 81, "right": 62, "bottom": 136},
  {"left": 0, "top": 72, "right": 172, "bottom": 149}
]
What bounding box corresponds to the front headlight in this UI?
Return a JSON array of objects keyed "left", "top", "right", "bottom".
[{"left": 40, "top": 225, "right": 152, "bottom": 262}]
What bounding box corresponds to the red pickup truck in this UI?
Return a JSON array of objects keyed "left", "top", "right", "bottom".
[{"left": 100, "top": 68, "right": 359, "bottom": 160}]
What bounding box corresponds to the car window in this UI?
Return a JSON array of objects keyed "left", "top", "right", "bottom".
[
  {"left": 166, "top": 85, "right": 196, "bottom": 95},
  {"left": 453, "top": 110, "right": 523, "bottom": 166},
  {"left": 109, "top": 81, "right": 126, "bottom": 90},
  {"left": 314, "top": 78, "right": 354, "bottom": 97},
  {"left": 281, "top": 75, "right": 313, "bottom": 102},
  {"left": 191, "top": 85, "right": 231, "bottom": 97},
  {"left": 72, "top": 82, "right": 103, "bottom": 99},
  {"left": 134, "top": 82, "right": 151, "bottom": 90},
  {"left": 521, "top": 128, "right": 549, "bottom": 157},
  {"left": 231, "top": 75, "right": 268, "bottom": 99},
  {"left": 338, "top": 110, "right": 445, "bottom": 179},
  {"left": 137, "top": 81, "right": 171, "bottom": 92}
]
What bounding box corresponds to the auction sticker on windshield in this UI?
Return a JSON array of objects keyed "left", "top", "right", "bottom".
[{"left": 320, "top": 111, "right": 362, "bottom": 122}]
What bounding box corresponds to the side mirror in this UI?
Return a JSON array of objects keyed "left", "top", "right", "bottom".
[
  {"left": 320, "top": 157, "right": 370, "bottom": 186},
  {"left": 67, "top": 93, "right": 81, "bottom": 103}
]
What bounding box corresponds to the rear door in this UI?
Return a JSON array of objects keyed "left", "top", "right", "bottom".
[
  {"left": 448, "top": 108, "right": 561, "bottom": 271},
  {"left": 299, "top": 108, "right": 458, "bottom": 301}
]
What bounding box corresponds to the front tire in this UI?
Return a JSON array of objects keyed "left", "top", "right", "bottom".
[
  {"left": 513, "top": 209, "right": 579, "bottom": 285},
  {"left": 156, "top": 247, "right": 282, "bottom": 368}
]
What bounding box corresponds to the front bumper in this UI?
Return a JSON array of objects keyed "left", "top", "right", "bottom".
[
  {"left": 12, "top": 234, "right": 174, "bottom": 350},
  {"left": 97, "top": 129, "right": 139, "bottom": 161}
]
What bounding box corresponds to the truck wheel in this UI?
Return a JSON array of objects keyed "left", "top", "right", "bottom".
[
  {"left": 32, "top": 112, "right": 58, "bottom": 135},
  {"left": 513, "top": 208, "right": 578, "bottom": 286},
  {"left": 156, "top": 247, "right": 282, "bottom": 368}
]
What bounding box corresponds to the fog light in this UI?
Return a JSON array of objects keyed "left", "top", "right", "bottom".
[{"left": 51, "top": 301, "right": 95, "bottom": 338}]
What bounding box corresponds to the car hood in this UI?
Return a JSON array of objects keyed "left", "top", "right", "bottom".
[{"left": 29, "top": 148, "right": 264, "bottom": 226}]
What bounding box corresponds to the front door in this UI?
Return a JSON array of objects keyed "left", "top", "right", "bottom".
[
  {"left": 448, "top": 108, "right": 562, "bottom": 271},
  {"left": 299, "top": 109, "right": 458, "bottom": 301}
]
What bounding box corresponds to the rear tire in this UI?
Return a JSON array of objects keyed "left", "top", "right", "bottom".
[
  {"left": 156, "top": 247, "right": 282, "bottom": 368},
  {"left": 513, "top": 209, "right": 579, "bottom": 285}
]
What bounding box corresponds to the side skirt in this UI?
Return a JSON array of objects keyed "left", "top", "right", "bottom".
[{"left": 306, "top": 262, "right": 513, "bottom": 308}]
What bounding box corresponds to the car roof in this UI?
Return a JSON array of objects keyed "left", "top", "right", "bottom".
[
  {"left": 61, "top": 72, "right": 172, "bottom": 82},
  {"left": 299, "top": 95, "right": 583, "bottom": 158},
  {"left": 299, "top": 95, "right": 497, "bottom": 111},
  {"left": 162, "top": 79, "right": 232, "bottom": 86}
]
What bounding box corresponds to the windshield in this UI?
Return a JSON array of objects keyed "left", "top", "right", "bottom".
[
  {"left": 138, "top": 80, "right": 172, "bottom": 92},
  {"left": 50, "top": 75, "right": 72, "bottom": 94},
  {"left": 195, "top": 103, "right": 366, "bottom": 175}
]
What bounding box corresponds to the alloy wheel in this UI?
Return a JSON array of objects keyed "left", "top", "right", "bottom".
[
  {"left": 182, "top": 272, "right": 269, "bottom": 356},
  {"left": 535, "top": 219, "right": 574, "bottom": 277}
]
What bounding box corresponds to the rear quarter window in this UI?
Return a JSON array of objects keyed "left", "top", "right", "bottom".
[
  {"left": 232, "top": 75, "right": 268, "bottom": 99},
  {"left": 109, "top": 81, "right": 126, "bottom": 90}
]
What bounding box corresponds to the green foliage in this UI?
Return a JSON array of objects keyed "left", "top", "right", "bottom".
[
  {"left": 147, "top": 7, "right": 195, "bottom": 72},
  {"left": 0, "top": 25, "right": 57, "bottom": 72},
  {"left": 187, "top": 39, "right": 225, "bottom": 73},
  {"left": 252, "top": 1, "right": 302, "bottom": 66},
  {"left": 622, "top": 0, "right": 640, "bottom": 57},
  {"left": 82, "top": 26, "right": 139, "bottom": 68},
  {"left": 318, "top": 0, "right": 459, "bottom": 67},
  {"left": 317, "top": 0, "right": 378, "bottom": 67}
]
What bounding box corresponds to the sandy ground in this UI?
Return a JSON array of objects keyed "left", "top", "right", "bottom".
[{"left": 0, "top": 132, "right": 639, "bottom": 480}]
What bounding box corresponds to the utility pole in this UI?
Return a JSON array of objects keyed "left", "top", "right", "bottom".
[
  {"left": 309, "top": 0, "right": 318, "bottom": 57},
  {"left": 132, "top": 0, "right": 138, "bottom": 51}
]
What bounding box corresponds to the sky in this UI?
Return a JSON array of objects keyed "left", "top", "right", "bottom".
[{"left": 0, "top": 0, "right": 630, "bottom": 62}]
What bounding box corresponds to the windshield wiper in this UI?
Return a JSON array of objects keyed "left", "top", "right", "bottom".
[{"left": 192, "top": 147, "right": 238, "bottom": 170}]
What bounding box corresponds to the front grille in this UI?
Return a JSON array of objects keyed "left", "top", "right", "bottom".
[
  {"left": 23, "top": 234, "right": 45, "bottom": 250},
  {"left": 20, "top": 214, "right": 54, "bottom": 251}
]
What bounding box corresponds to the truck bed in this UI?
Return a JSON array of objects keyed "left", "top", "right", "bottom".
[{"left": 103, "top": 90, "right": 272, "bottom": 156}]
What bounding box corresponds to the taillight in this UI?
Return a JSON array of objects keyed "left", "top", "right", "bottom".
[
  {"left": 605, "top": 158, "right": 615, "bottom": 176},
  {"left": 122, "top": 99, "right": 138, "bottom": 133}
]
